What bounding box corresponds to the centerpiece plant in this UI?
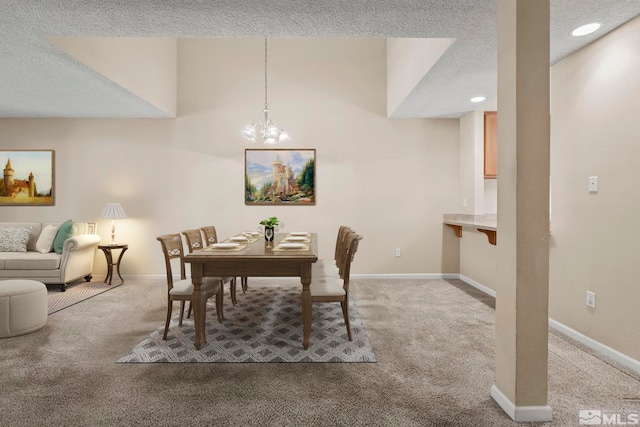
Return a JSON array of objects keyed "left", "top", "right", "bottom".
[{"left": 260, "top": 217, "right": 279, "bottom": 241}]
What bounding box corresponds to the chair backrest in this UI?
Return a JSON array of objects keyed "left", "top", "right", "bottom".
[
  {"left": 182, "top": 229, "right": 204, "bottom": 254},
  {"left": 200, "top": 226, "right": 218, "bottom": 246},
  {"left": 156, "top": 234, "right": 186, "bottom": 290},
  {"left": 339, "top": 232, "right": 363, "bottom": 286},
  {"left": 334, "top": 226, "right": 352, "bottom": 264}
]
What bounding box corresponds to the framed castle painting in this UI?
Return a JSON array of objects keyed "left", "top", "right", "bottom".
[
  {"left": 245, "top": 149, "right": 315, "bottom": 205},
  {"left": 0, "top": 150, "right": 55, "bottom": 206}
]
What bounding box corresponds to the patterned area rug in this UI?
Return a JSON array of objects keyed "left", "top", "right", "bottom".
[
  {"left": 118, "top": 285, "right": 376, "bottom": 363},
  {"left": 47, "top": 281, "right": 122, "bottom": 315}
]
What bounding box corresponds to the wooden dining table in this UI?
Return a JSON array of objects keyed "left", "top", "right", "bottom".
[{"left": 184, "top": 233, "right": 318, "bottom": 350}]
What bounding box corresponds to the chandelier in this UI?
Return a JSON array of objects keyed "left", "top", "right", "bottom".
[{"left": 242, "top": 38, "right": 291, "bottom": 145}]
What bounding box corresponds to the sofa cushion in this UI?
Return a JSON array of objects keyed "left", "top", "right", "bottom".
[
  {"left": 53, "top": 219, "right": 75, "bottom": 255},
  {"left": 0, "top": 252, "right": 62, "bottom": 270},
  {"left": 35, "top": 224, "right": 58, "bottom": 254},
  {"left": 0, "top": 223, "right": 43, "bottom": 251},
  {"left": 0, "top": 226, "right": 32, "bottom": 252}
]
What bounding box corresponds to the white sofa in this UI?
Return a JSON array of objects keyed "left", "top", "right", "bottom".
[{"left": 0, "top": 222, "right": 101, "bottom": 292}]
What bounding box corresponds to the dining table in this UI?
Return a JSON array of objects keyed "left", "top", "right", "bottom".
[{"left": 184, "top": 232, "right": 318, "bottom": 350}]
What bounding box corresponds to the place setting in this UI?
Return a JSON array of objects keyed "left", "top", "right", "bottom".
[
  {"left": 203, "top": 242, "right": 247, "bottom": 252},
  {"left": 273, "top": 232, "right": 311, "bottom": 252},
  {"left": 281, "top": 232, "right": 312, "bottom": 244}
]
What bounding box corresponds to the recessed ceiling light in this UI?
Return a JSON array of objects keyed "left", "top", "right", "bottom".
[
  {"left": 571, "top": 22, "right": 602, "bottom": 37},
  {"left": 470, "top": 96, "right": 486, "bottom": 103}
]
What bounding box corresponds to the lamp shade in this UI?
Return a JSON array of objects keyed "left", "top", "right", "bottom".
[{"left": 100, "top": 203, "right": 127, "bottom": 219}]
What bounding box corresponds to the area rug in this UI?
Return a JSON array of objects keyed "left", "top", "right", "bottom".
[
  {"left": 47, "top": 281, "right": 122, "bottom": 315},
  {"left": 117, "top": 284, "right": 377, "bottom": 363}
]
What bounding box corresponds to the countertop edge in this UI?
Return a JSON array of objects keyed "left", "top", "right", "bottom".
[{"left": 443, "top": 213, "right": 497, "bottom": 231}]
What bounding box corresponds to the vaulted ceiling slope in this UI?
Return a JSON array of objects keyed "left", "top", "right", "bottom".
[{"left": 0, "top": 1, "right": 638, "bottom": 119}]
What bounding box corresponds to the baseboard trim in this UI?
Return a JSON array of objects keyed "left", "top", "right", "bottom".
[
  {"left": 459, "top": 274, "right": 496, "bottom": 297},
  {"left": 549, "top": 319, "right": 640, "bottom": 375},
  {"left": 491, "top": 385, "right": 553, "bottom": 422}
]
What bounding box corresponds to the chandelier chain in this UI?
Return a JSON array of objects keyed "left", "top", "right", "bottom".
[
  {"left": 264, "top": 38, "right": 268, "bottom": 109},
  {"left": 242, "top": 37, "right": 290, "bottom": 144}
]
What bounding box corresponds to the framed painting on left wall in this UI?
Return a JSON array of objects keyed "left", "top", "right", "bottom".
[{"left": 0, "top": 150, "right": 55, "bottom": 206}]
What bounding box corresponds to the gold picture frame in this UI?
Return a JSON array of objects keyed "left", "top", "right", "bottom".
[
  {"left": 245, "top": 149, "right": 315, "bottom": 205},
  {"left": 0, "top": 150, "right": 55, "bottom": 206}
]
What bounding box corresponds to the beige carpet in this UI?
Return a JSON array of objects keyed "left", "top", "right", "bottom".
[{"left": 1, "top": 278, "right": 638, "bottom": 426}]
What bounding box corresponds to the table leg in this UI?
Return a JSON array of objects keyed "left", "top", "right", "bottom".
[
  {"left": 100, "top": 248, "right": 114, "bottom": 285},
  {"left": 191, "top": 263, "right": 205, "bottom": 350},
  {"left": 301, "top": 264, "right": 312, "bottom": 350},
  {"left": 115, "top": 247, "right": 128, "bottom": 283}
]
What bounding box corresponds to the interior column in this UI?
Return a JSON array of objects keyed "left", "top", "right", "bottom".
[{"left": 492, "top": 0, "right": 552, "bottom": 422}]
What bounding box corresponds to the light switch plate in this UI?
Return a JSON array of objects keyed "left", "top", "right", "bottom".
[
  {"left": 588, "top": 176, "right": 598, "bottom": 192},
  {"left": 586, "top": 291, "right": 596, "bottom": 308}
]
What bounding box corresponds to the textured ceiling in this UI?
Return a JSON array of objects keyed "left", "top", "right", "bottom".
[{"left": 0, "top": 0, "right": 638, "bottom": 119}]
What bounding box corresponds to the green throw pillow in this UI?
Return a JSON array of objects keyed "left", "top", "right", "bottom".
[{"left": 53, "top": 219, "right": 75, "bottom": 254}]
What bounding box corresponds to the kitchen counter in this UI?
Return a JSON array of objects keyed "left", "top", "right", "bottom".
[{"left": 443, "top": 213, "right": 497, "bottom": 245}]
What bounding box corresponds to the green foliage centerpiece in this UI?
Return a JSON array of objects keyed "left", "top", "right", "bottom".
[{"left": 260, "top": 216, "right": 279, "bottom": 241}]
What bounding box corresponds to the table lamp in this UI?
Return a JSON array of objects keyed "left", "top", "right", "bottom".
[{"left": 100, "top": 203, "right": 127, "bottom": 244}]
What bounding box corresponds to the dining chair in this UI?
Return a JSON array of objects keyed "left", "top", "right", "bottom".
[
  {"left": 182, "top": 229, "right": 239, "bottom": 306},
  {"left": 156, "top": 234, "right": 224, "bottom": 342},
  {"left": 201, "top": 225, "right": 249, "bottom": 294},
  {"left": 309, "top": 231, "right": 363, "bottom": 341},
  {"left": 312, "top": 225, "right": 352, "bottom": 278}
]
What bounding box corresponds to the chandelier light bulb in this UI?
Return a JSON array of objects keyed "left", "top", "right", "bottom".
[
  {"left": 278, "top": 132, "right": 291, "bottom": 143},
  {"left": 242, "top": 126, "right": 256, "bottom": 141},
  {"left": 266, "top": 124, "right": 280, "bottom": 137}
]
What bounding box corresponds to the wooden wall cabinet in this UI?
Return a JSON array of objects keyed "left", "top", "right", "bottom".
[{"left": 484, "top": 111, "right": 497, "bottom": 179}]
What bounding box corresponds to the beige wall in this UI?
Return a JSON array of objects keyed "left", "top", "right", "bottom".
[
  {"left": 460, "top": 229, "right": 497, "bottom": 290},
  {"left": 386, "top": 38, "right": 455, "bottom": 116},
  {"left": 549, "top": 16, "right": 640, "bottom": 360},
  {"left": 0, "top": 38, "right": 460, "bottom": 277},
  {"left": 458, "top": 111, "right": 483, "bottom": 214},
  {"left": 458, "top": 16, "right": 640, "bottom": 362},
  {"left": 458, "top": 103, "right": 498, "bottom": 291},
  {"left": 48, "top": 37, "right": 178, "bottom": 117}
]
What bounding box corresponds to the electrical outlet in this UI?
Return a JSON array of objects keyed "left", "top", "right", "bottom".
[
  {"left": 586, "top": 291, "right": 596, "bottom": 308},
  {"left": 395, "top": 248, "right": 401, "bottom": 257}
]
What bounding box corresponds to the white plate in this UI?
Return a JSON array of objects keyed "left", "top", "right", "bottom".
[
  {"left": 278, "top": 243, "right": 306, "bottom": 249},
  {"left": 210, "top": 242, "right": 240, "bottom": 249},
  {"left": 289, "top": 232, "right": 310, "bottom": 236},
  {"left": 284, "top": 236, "right": 307, "bottom": 241},
  {"left": 230, "top": 236, "right": 248, "bottom": 241}
]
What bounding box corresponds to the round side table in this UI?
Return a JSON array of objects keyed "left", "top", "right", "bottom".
[{"left": 98, "top": 244, "right": 128, "bottom": 285}]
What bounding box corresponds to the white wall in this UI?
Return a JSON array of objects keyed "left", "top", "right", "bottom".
[{"left": 0, "top": 38, "right": 461, "bottom": 277}]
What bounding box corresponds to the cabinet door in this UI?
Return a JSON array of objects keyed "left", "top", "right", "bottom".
[{"left": 484, "top": 111, "right": 497, "bottom": 179}]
